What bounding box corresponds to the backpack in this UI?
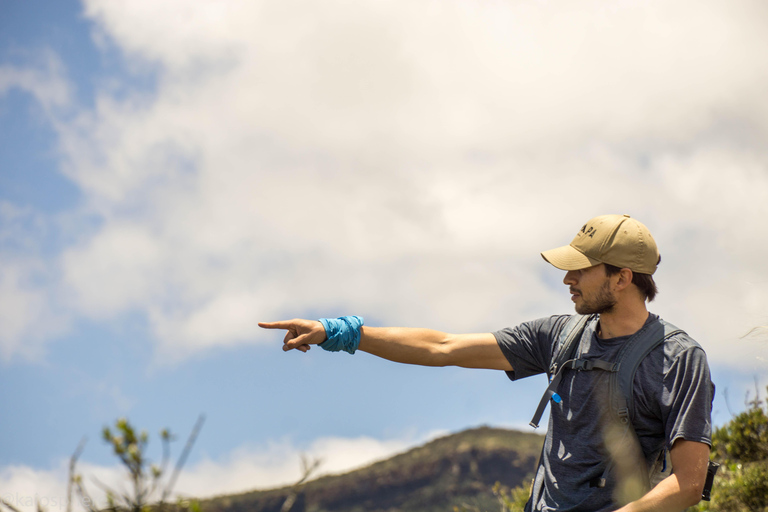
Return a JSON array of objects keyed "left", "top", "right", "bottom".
[{"left": 529, "top": 314, "right": 683, "bottom": 490}]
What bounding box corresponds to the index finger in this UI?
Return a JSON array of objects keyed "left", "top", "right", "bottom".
[{"left": 258, "top": 320, "right": 293, "bottom": 329}]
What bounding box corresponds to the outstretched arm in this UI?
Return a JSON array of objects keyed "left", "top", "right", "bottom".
[
  {"left": 359, "top": 326, "right": 512, "bottom": 370},
  {"left": 258, "top": 319, "right": 513, "bottom": 371}
]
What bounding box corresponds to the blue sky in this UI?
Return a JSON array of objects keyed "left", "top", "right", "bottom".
[{"left": 2, "top": 0, "right": 768, "bottom": 507}]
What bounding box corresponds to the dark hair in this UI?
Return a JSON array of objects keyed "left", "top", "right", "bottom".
[{"left": 604, "top": 263, "right": 658, "bottom": 302}]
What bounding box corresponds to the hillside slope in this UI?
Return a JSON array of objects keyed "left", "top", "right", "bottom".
[{"left": 202, "top": 426, "right": 543, "bottom": 512}]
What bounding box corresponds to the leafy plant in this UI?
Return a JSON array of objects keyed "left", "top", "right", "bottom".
[
  {"left": 712, "top": 394, "right": 768, "bottom": 464},
  {"left": 491, "top": 481, "right": 530, "bottom": 512},
  {"left": 452, "top": 480, "right": 530, "bottom": 512},
  {"left": 695, "top": 385, "right": 768, "bottom": 512}
]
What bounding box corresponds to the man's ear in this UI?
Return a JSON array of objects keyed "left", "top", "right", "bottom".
[{"left": 614, "top": 268, "right": 634, "bottom": 291}]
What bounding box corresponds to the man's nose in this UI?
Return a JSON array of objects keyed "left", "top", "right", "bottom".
[{"left": 563, "top": 270, "right": 578, "bottom": 285}]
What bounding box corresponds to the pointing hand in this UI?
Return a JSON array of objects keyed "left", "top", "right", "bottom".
[{"left": 258, "top": 319, "right": 327, "bottom": 353}]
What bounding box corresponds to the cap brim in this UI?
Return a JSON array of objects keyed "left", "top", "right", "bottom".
[{"left": 541, "top": 244, "right": 601, "bottom": 271}]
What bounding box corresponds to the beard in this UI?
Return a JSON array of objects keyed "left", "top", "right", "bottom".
[{"left": 575, "top": 281, "right": 618, "bottom": 315}]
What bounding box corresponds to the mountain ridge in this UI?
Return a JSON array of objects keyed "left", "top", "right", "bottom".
[{"left": 201, "top": 426, "right": 544, "bottom": 512}]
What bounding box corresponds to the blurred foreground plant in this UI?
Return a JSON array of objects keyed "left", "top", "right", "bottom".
[
  {"left": 73, "top": 415, "right": 205, "bottom": 512},
  {"left": 0, "top": 415, "right": 205, "bottom": 512},
  {"left": 279, "top": 453, "right": 322, "bottom": 512}
]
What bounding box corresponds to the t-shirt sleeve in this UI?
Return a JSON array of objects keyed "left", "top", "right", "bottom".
[
  {"left": 493, "top": 315, "right": 570, "bottom": 381},
  {"left": 662, "top": 344, "right": 715, "bottom": 448}
]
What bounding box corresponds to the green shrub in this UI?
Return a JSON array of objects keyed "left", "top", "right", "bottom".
[
  {"left": 712, "top": 406, "right": 768, "bottom": 464},
  {"left": 696, "top": 386, "right": 768, "bottom": 512}
]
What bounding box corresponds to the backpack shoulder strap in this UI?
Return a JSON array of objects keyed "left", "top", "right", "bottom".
[
  {"left": 611, "top": 316, "right": 684, "bottom": 425},
  {"left": 548, "top": 314, "right": 593, "bottom": 377},
  {"left": 529, "top": 314, "right": 596, "bottom": 428},
  {"left": 600, "top": 316, "right": 683, "bottom": 492}
]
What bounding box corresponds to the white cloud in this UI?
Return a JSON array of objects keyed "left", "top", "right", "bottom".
[
  {"left": 0, "top": 433, "right": 433, "bottom": 511},
  {"left": 0, "top": 460, "right": 128, "bottom": 512},
  {"left": 61, "top": 222, "right": 164, "bottom": 317},
  {"left": 3, "top": 0, "right": 768, "bottom": 368},
  {"left": 0, "top": 463, "right": 71, "bottom": 512},
  {"left": 0, "top": 261, "right": 51, "bottom": 361},
  {"left": 0, "top": 204, "right": 68, "bottom": 361},
  {"left": 77, "top": 0, "right": 768, "bottom": 152},
  {"left": 0, "top": 51, "right": 71, "bottom": 112}
]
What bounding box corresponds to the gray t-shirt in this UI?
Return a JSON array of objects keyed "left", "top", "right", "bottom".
[{"left": 493, "top": 314, "right": 714, "bottom": 512}]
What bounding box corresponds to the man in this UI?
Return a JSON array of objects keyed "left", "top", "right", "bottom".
[{"left": 260, "top": 214, "right": 714, "bottom": 512}]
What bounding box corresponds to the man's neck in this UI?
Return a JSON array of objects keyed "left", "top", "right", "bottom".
[{"left": 597, "top": 302, "right": 650, "bottom": 339}]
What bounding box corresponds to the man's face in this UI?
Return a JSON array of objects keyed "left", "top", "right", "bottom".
[{"left": 563, "top": 264, "right": 617, "bottom": 315}]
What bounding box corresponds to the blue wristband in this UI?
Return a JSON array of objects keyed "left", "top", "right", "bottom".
[{"left": 318, "top": 316, "right": 364, "bottom": 354}]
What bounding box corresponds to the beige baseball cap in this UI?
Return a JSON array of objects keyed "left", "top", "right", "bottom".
[{"left": 541, "top": 214, "right": 660, "bottom": 275}]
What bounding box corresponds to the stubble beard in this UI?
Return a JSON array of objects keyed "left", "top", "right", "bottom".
[{"left": 575, "top": 281, "right": 618, "bottom": 315}]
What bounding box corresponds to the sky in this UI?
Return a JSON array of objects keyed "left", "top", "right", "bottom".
[{"left": 1, "top": 0, "right": 768, "bottom": 508}]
